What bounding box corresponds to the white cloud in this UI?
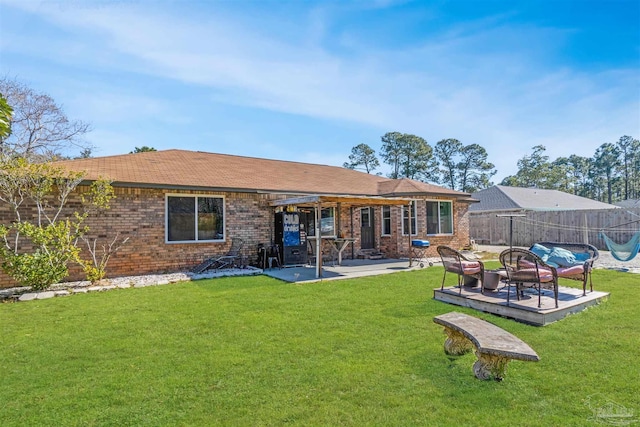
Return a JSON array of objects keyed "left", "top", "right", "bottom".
[{"left": 3, "top": 0, "right": 638, "bottom": 182}]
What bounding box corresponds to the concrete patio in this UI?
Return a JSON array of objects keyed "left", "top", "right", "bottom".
[{"left": 261, "top": 258, "right": 433, "bottom": 283}]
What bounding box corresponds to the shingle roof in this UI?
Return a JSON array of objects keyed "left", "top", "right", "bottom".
[
  {"left": 377, "top": 178, "right": 474, "bottom": 200},
  {"left": 614, "top": 199, "right": 640, "bottom": 208},
  {"left": 54, "top": 149, "right": 471, "bottom": 199},
  {"left": 470, "top": 185, "right": 618, "bottom": 211}
]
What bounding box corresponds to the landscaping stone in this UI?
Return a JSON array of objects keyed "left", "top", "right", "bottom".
[
  {"left": 36, "top": 291, "right": 55, "bottom": 300},
  {"left": 3, "top": 266, "right": 264, "bottom": 303},
  {"left": 18, "top": 293, "right": 38, "bottom": 301}
]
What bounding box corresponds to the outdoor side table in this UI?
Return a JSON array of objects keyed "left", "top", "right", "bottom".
[{"left": 483, "top": 270, "right": 502, "bottom": 291}]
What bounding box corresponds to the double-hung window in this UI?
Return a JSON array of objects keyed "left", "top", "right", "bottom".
[
  {"left": 426, "top": 200, "right": 453, "bottom": 235},
  {"left": 402, "top": 201, "right": 417, "bottom": 235},
  {"left": 166, "top": 195, "right": 225, "bottom": 243},
  {"left": 382, "top": 206, "right": 391, "bottom": 236}
]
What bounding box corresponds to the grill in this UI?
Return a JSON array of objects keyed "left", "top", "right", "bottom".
[{"left": 411, "top": 240, "right": 432, "bottom": 268}]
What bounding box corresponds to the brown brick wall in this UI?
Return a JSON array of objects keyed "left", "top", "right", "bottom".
[
  {"left": 0, "top": 187, "right": 282, "bottom": 287},
  {"left": 0, "top": 186, "right": 472, "bottom": 288},
  {"left": 357, "top": 198, "right": 472, "bottom": 259}
]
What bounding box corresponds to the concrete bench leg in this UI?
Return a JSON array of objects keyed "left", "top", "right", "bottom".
[
  {"left": 473, "top": 351, "right": 511, "bottom": 381},
  {"left": 442, "top": 327, "right": 473, "bottom": 356}
]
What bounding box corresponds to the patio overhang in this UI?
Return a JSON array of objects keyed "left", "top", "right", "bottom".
[
  {"left": 270, "top": 194, "right": 413, "bottom": 207},
  {"left": 270, "top": 194, "right": 416, "bottom": 279}
]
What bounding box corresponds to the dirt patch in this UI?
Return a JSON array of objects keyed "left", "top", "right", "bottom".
[{"left": 473, "top": 250, "right": 501, "bottom": 261}]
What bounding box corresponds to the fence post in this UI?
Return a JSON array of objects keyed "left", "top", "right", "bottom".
[{"left": 583, "top": 213, "right": 589, "bottom": 244}]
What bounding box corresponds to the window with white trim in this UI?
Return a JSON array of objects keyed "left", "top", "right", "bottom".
[
  {"left": 426, "top": 200, "right": 453, "bottom": 235},
  {"left": 402, "top": 201, "right": 417, "bottom": 236},
  {"left": 166, "top": 195, "right": 225, "bottom": 242},
  {"left": 382, "top": 206, "right": 391, "bottom": 235}
]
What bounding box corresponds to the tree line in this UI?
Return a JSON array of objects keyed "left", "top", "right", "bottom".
[
  {"left": 343, "top": 132, "right": 496, "bottom": 193},
  {"left": 344, "top": 132, "right": 639, "bottom": 203},
  {"left": 500, "top": 140, "right": 640, "bottom": 204}
]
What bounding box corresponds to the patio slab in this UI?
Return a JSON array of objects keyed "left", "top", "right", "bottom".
[{"left": 262, "top": 258, "right": 432, "bottom": 283}]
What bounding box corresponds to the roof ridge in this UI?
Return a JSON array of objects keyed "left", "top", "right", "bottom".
[
  {"left": 53, "top": 149, "right": 167, "bottom": 163},
  {"left": 65, "top": 148, "right": 388, "bottom": 178},
  {"left": 192, "top": 150, "right": 394, "bottom": 179}
]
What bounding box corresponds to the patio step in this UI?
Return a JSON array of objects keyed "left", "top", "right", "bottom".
[{"left": 358, "top": 249, "right": 385, "bottom": 260}]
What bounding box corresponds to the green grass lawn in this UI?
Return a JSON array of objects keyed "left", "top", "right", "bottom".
[{"left": 1, "top": 266, "right": 638, "bottom": 426}]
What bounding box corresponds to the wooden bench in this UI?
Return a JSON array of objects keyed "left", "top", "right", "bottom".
[{"left": 433, "top": 312, "right": 539, "bottom": 381}]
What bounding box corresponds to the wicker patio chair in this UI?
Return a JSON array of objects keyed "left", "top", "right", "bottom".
[
  {"left": 499, "top": 248, "right": 558, "bottom": 308},
  {"left": 437, "top": 245, "right": 485, "bottom": 294}
]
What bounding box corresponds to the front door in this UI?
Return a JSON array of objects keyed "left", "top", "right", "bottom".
[{"left": 360, "top": 207, "right": 375, "bottom": 249}]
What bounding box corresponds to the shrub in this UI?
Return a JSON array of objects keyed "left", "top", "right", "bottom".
[{"left": 0, "top": 156, "right": 114, "bottom": 290}]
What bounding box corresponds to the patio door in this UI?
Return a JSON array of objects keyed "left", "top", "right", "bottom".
[{"left": 360, "top": 207, "right": 375, "bottom": 249}]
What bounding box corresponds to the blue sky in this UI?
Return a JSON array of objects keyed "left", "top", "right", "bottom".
[{"left": 1, "top": 0, "right": 638, "bottom": 183}]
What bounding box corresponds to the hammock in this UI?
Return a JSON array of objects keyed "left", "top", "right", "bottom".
[{"left": 599, "top": 231, "right": 640, "bottom": 262}]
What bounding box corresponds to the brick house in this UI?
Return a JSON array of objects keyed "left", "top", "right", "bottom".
[{"left": 0, "top": 150, "right": 476, "bottom": 287}]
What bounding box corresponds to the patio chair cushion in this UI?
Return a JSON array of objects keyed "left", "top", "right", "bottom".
[
  {"left": 517, "top": 255, "right": 585, "bottom": 279},
  {"left": 511, "top": 268, "right": 555, "bottom": 282},
  {"left": 530, "top": 243, "right": 590, "bottom": 268},
  {"left": 530, "top": 243, "right": 552, "bottom": 259},
  {"left": 446, "top": 260, "right": 482, "bottom": 275},
  {"left": 517, "top": 259, "right": 543, "bottom": 269},
  {"left": 556, "top": 264, "right": 585, "bottom": 278},
  {"left": 547, "top": 247, "right": 577, "bottom": 267},
  {"left": 573, "top": 252, "right": 591, "bottom": 262}
]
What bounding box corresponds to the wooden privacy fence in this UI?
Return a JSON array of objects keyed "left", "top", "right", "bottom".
[{"left": 469, "top": 208, "right": 640, "bottom": 251}]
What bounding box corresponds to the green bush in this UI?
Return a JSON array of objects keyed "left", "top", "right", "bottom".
[
  {"left": 0, "top": 156, "right": 114, "bottom": 290},
  {"left": 0, "top": 220, "right": 82, "bottom": 290}
]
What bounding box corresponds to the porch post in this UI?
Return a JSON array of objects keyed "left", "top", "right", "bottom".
[
  {"left": 315, "top": 201, "right": 322, "bottom": 278},
  {"left": 408, "top": 201, "right": 413, "bottom": 267},
  {"left": 350, "top": 206, "right": 355, "bottom": 260},
  {"left": 337, "top": 202, "right": 341, "bottom": 236}
]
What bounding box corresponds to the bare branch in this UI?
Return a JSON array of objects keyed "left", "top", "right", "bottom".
[{"left": 0, "top": 76, "right": 92, "bottom": 160}]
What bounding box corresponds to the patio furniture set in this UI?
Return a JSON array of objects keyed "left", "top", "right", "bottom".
[{"left": 437, "top": 242, "right": 600, "bottom": 308}]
